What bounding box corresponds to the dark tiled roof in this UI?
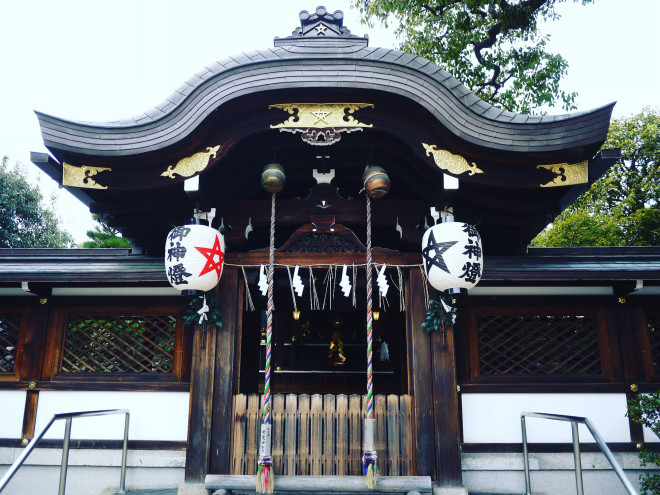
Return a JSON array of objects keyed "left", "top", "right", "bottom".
[
  {"left": 35, "top": 35, "right": 615, "bottom": 158},
  {"left": 1, "top": 248, "right": 658, "bottom": 284}
]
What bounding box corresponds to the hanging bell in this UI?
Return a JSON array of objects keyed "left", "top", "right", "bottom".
[
  {"left": 362, "top": 166, "right": 390, "bottom": 199},
  {"left": 261, "top": 163, "right": 286, "bottom": 193}
]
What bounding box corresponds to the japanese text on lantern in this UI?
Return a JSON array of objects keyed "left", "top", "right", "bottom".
[
  {"left": 460, "top": 224, "right": 482, "bottom": 284},
  {"left": 167, "top": 227, "right": 192, "bottom": 286}
]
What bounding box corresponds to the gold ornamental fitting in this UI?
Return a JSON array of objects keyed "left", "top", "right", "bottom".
[
  {"left": 28, "top": 381, "right": 36, "bottom": 390},
  {"left": 362, "top": 166, "right": 390, "bottom": 199},
  {"left": 21, "top": 438, "right": 29, "bottom": 447},
  {"left": 261, "top": 163, "right": 286, "bottom": 193},
  {"left": 631, "top": 383, "right": 638, "bottom": 392}
]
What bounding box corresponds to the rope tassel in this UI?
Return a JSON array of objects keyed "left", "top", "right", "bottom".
[{"left": 363, "top": 418, "right": 378, "bottom": 488}]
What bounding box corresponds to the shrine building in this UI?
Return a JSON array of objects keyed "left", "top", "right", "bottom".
[{"left": 1, "top": 6, "right": 660, "bottom": 495}]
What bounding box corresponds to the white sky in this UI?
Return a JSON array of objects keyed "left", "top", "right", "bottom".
[{"left": 1, "top": 0, "right": 658, "bottom": 244}]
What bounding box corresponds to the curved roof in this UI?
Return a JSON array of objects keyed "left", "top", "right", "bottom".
[{"left": 35, "top": 11, "right": 614, "bottom": 160}]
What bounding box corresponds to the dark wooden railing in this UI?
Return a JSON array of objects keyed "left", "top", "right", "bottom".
[{"left": 230, "top": 393, "right": 413, "bottom": 476}]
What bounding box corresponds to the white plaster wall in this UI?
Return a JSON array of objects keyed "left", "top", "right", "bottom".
[
  {"left": 35, "top": 391, "right": 189, "bottom": 441},
  {"left": 0, "top": 391, "right": 26, "bottom": 438},
  {"left": 462, "top": 393, "right": 630, "bottom": 443},
  {"left": 0, "top": 448, "right": 185, "bottom": 495},
  {"left": 643, "top": 425, "right": 659, "bottom": 443}
]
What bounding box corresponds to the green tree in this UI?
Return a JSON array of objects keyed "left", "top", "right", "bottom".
[
  {"left": 82, "top": 214, "right": 132, "bottom": 248},
  {"left": 532, "top": 108, "right": 660, "bottom": 247},
  {"left": 352, "top": 0, "right": 591, "bottom": 113},
  {"left": 628, "top": 391, "right": 660, "bottom": 495},
  {"left": 0, "top": 156, "right": 74, "bottom": 248}
]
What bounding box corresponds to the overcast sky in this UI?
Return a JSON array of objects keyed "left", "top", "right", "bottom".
[{"left": 1, "top": 0, "right": 658, "bottom": 244}]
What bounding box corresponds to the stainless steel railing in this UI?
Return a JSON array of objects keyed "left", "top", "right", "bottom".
[
  {"left": 521, "top": 411, "right": 638, "bottom": 495},
  {"left": 0, "top": 409, "right": 130, "bottom": 495}
]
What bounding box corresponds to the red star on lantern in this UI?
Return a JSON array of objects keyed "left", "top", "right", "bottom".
[{"left": 195, "top": 235, "right": 224, "bottom": 279}]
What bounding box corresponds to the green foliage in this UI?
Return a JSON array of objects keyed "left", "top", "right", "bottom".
[
  {"left": 628, "top": 392, "right": 660, "bottom": 494},
  {"left": 183, "top": 290, "right": 223, "bottom": 328},
  {"left": 532, "top": 108, "right": 660, "bottom": 247},
  {"left": 0, "top": 156, "right": 74, "bottom": 248},
  {"left": 422, "top": 290, "right": 457, "bottom": 333},
  {"left": 352, "top": 0, "right": 591, "bottom": 113},
  {"left": 82, "top": 214, "right": 132, "bottom": 248}
]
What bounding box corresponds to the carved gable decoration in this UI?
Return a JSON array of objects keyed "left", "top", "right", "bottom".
[{"left": 278, "top": 224, "right": 366, "bottom": 254}]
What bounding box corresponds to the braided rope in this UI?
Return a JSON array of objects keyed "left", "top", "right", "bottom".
[
  {"left": 366, "top": 194, "right": 374, "bottom": 420},
  {"left": 264, "top": 192, "right": 275, "bottom": 425}
]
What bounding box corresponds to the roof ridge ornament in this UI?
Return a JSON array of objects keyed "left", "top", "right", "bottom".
[
  {"left": 274, "top": 6, "right": 368, "bottom": 47},
  {"left": 295, "top": 6, "right": 348, "bottom": 37}
]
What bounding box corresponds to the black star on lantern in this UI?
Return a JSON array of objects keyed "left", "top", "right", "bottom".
[{"left": 423, "top": 230, "right": 458, "bottom": 274}]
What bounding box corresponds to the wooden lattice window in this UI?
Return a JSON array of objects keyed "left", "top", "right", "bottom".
[
  {"left": 646, "top": 313, "right": 660, "bottom": 377},
  {"left": 0, "top": 313, "right": 21, "bottom": 374},
  {"left": 473, "top": 309, "right": 606, "bottom": 379},
  {"left": 61, "top": 314, "right": 177, "bottom": 373}
]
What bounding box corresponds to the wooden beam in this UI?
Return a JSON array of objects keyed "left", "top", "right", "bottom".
[
  {"left": 404, "top": 269, "right": 436, "bottom": 478},
  {"left": 185, "top": 301, "right": 219, "bottom": 482},
  {"left": 432, "top": 325, "right": 462, "bottom": 485},
  {"left": 225, "top": 250, "right": 421, "bottom": 267},
  {"left": 210, "top": 267, "right": 241, "bottom": 474},
  {"left": 21, "top": 391, "right": 39, "bottom": 441}
]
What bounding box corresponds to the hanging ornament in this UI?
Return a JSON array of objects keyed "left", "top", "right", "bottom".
[
  {"left": 379, "top": 341, "right": 390, "bottom": 362},
  {"left": 292, "top": 266, "right": 304, "bottom": 297},
  {"left": 376, "top": 264, "right": 389, "bottom": 298},
  {"left": 258, "top": 265, "right": 268, "bottom": 296},
  {"left": 339, "top": 264, "right": 352, "bottom": 297},
  {"left": 165, "top": 223, "right": 225, "bottom": 295},
  {"left": 421, "top": 219, "right": 483, "bottom": 294},
  {"left": 197, "top": 295, "right": 209, "bottom": 324},
  {"left": 260, "top": 163, "right": 286, "bottom": 193},
  {"left": 362, "top": 166, "right": 390, "bottom": 199}
]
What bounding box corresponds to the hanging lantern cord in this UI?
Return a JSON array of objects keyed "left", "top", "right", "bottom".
[
  {"left": 363, "top": 194, "right": 378, "bottom": 488},
  {"left": 257, "top": 192, "right": 276, "bottom": 494}
]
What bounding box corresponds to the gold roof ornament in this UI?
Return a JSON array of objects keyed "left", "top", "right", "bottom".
[
  {"left": 161, "top": 145, "right": 221, "bottom": 179},
  {"left": 62, "top": 163, "right": 111, "bottom": 189},
  {"left": 538, "top": 160, "right": 588, "bottom": 187},
  {"left": 270, "top": 103, "right": 373, "bottom": 146},
  {"left": 422, "top": 143, "right": 484, "bottom": 176}
]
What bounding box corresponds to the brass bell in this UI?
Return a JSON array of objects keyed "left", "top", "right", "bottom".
[
  {"left": 261, "top": 163, "right": 286, "bottom": 193},
  {"left": 362, "top": 166, "right": 390, "bottom": 199}
]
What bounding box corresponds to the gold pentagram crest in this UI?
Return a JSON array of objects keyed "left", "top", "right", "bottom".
[{"left": 270, "top": 103, "right": 373, "bottom": 146}]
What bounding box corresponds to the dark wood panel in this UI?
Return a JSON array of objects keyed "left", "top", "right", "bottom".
[
  {"left": 210, "top": 267, "right": 241, "bottom": 474},
  {"left": 404, "top": 268, "right": 436, "bottom": 478}
]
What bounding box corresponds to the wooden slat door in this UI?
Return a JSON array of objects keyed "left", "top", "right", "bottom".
[{"left": 229, "top": 393, "right": 413, "bottom": 476}]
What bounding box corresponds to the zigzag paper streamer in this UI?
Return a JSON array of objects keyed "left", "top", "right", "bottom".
[
  {"left": 258, "top": 264, "right": 268, "bottom": 296},
  {"left": 292, "top": 265, "right": 304, "bottom": 297},
  {"left": 339, "top": 264, "right": 352, "bottom": 297},
  {"left": 377, "top": 264, "right": 389, "bottom": 297}
]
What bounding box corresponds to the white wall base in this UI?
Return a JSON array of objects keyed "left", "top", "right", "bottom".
[
  {"left": 0, "top": 447, "right": 185, "bottom": 495},
  {"left": 462, "top": 452, "right": 656, "bottom": 495}
]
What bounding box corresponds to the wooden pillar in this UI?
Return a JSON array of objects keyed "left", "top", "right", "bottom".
[
  {"left": 431, "top": 323, "right": 462, "bottom": 485},
  {"left": 184, "top": 292, "right": 219, "bottom": 482},
  {"left": 404, "top": 268, "right": 436, "bottom": 479},
  {"left": 210, "top": 267, "right": 242, "bottom": 473}
]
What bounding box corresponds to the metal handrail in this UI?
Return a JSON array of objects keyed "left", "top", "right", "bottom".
[
  {"left": 521, "top": 411, "right": 638, "bottom": 495},
  {"left": 0, "top": 409, "right": 130, "bottom": 495}
]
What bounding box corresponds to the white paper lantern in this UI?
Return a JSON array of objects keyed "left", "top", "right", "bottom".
[
  {"left": 421, "top": 221, "right": 483, "bottom": 293},
  {"left": 164, "top": 224, "right": 225, "bottom": 293}
]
